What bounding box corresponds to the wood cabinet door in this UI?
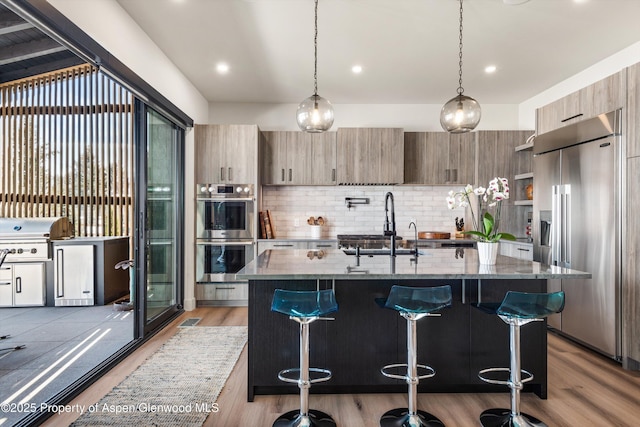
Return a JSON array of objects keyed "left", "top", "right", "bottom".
[
  {"left": 403, "top": 132, "right": 448, "bottom": 184},
  {"left": 581, "top": 70, "right": 626, "bottom": 120},
  {"left": 337, "top": 128, "right": 403, "bottom": 184},
  {"left": 194, "top": 125, "right": 224, "bottom": 183},
  {"left": 310, "top": 132, "right": 337, "bottom": 185},
  {"left": 287, "top": 132, "right": 313, "bottom": 185},
  {"left": 261, "top": 131, "right": 288, "bottom": 184},
  {"left": 449, "top": 132, "right": 476, "bottom": 184},
  {"left": 195, "top": 125, "right": 257, "bottom": 184},
  {"left": 536, "top": 98, "right": 565, "bottom": 135},
  {"left": 537, "top": 71, "right": 625, "bottom": 136},
  {"left": 262, "top": 131, "right": 335, "bottom": 185},
  {"left": 224, "top": 125, "right": 258, "bottom": 184},
  {"left": 376, "top": 128, "right": 404, "bottom": 184},
  {"left": 336, "top": 128, "right": 364, "bottom": 184}
]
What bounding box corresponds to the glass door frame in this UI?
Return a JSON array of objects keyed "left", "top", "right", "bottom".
[{"left": 134, "top": 99, "right": 185, "bottom": 338}]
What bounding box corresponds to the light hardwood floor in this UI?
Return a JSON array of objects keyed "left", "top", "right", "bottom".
[{"left": 41, "top": 307, "right": 640, "bottom": 427}]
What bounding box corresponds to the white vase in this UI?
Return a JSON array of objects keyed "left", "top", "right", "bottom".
[
  {"left": 310, "top": 225, "right": 322, "bottom": 239},
  {"left": 477, "top": 241, "right": 499, "bottom": 265}
]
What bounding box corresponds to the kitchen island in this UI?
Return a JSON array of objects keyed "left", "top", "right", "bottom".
[{"left": 237, "top": 247, "right": 590, "bottom": 401}]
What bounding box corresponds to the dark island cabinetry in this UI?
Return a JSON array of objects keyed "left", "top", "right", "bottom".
[{"left": 248, "top": 277, "right": 546, "bottom": 401}]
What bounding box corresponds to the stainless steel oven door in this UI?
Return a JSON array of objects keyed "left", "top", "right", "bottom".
[
  {"left": 196, "top": 198, "right": 254, "bottom": 240},
  {"left": 196, "top": 240, "right": 255, "bottom": 283}
]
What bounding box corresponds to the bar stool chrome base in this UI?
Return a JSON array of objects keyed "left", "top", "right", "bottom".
[
  {"left": 479, "top": 408, "right": 546, "bottom": 427},
  {"left": 380, "top": 408, "right": 445, "bottom": 427},
  {"left": 273, "top": 409, "right": 337, "bottom": 427}
]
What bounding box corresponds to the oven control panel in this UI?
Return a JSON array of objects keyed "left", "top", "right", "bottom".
[
  {"left": 1, "top": 242, "right": 49, "bottom": 262},
  {"left": 197, "top": 184, "right": 254, "bottom": 198}
]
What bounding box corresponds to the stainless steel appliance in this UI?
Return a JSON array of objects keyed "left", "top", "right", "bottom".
[
  {"left": 54, "top": 244, "right": 94, "bottom": 306},
  {"left": 533, "top": 109, "right": 622, "bottom": 360},
  {"left": 195, "top": 240, "right": 255, "bottom": 283},
  {"left": 196, "top": 183, "right": 256, "bottom": 285},
  {"left": 0, "top": 217, "right": 74, "bottom": 307},
  {"left": 196, "top": 184, "right": 255, "bottom": 240},
  {"left": 0, "top": 217, "right": 73, "bottom": 262}
]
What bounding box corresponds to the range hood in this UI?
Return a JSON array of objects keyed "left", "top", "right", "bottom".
[{"left": 533, "top": 109, "right": 621, "bottom": 155}]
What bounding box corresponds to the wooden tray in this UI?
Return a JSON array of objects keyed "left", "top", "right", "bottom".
[{"left": 418, "top": 231, "right": 451, "bottom": 240}]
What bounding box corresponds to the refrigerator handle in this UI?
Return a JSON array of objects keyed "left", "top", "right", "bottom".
[
  {"left": 564, "top": 190, "right": 571, "bottom": 266},
  {"left": 551, "top": 185, "right": 561, "bottom": 266}
]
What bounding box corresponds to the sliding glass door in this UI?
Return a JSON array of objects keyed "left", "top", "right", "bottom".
[{"left": 135, "top": 100, "right": 184, "bottom": 335}]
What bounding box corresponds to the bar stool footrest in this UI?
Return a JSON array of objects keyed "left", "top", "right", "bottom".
[
  {"left": 277, "top": 367, "right": 332, "bottom": 384},
  {"left": 478, "top": 367, "right": 534, "bottom": 386},
  {"left": 479, "top": 408, "right": 547, "bottom": 427},
  {"left": 381, "top": 363, "right": 435, "bottom": 381}
]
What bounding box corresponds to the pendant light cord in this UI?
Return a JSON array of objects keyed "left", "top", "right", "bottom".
[
  {"left": 457, "top": 0, "right": 464, "bottom": 96},
  {"left": 313, "top": 0, "right": 319, "bottom": 96}
]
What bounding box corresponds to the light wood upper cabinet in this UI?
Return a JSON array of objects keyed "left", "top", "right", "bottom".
[
  {"left": 404, "top": 132, "right": 474, "bottom": 185},
  {"left": 194, "top": 124, "right": 259, "bottom": 184},
  {"left": 537, "top": 71, "right": 625, "bottom": 135},
  {"left": 261, "top": 131, "right": 336, "bottom": 185},
  {"left": 336, "top": 128, "right": 404, "bottom": 185},
  {"left": 628, "top": 62, "right": 640, "bottom": 158}
]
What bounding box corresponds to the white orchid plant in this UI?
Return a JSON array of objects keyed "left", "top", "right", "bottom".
[{"left": 446, "top": 177, "right": 516, "bottom": 243}]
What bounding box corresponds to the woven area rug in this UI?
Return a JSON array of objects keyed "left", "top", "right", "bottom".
[{"left": 71, "top": 326, "right": 247, "bottom": 427}]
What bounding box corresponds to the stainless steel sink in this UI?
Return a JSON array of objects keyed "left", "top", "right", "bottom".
[{"left": 342, "top": 248, "right": 423, "bottom": 256}]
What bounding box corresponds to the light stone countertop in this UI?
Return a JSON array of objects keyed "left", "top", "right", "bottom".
[{"left": 236, "top": 248, "right": 591, "bottom": 280}]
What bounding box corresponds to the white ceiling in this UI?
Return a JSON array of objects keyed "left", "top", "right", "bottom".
[{"left": 115, "top": 0, "right": 640, "bottom": 105}]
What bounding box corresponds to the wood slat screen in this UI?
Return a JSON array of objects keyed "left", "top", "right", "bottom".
[{"left": 0, "top": 64, "right": 134, "bottom": 237}]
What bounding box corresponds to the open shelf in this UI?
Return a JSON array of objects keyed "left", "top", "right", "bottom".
[
  {"left": 515, "top": 141, "right": 534, "bottom": 152},
  {"left": 515, "top": 172, "right": 533, "bottom": 180}
]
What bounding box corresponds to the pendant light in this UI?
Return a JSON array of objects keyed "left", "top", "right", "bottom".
[
  {"left": 296, "top": 0, "right": 334, "bottom": 132},
  {"left": 440, "top": 0, "right": 481, "bottom": 133}
]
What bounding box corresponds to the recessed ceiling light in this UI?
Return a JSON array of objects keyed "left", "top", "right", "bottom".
[
  {"left": 216, "top": 62, "right": 230, "bottom": 74},
  {"left": 485, "top": 65, "right": 497, "bottom": 74},
  {"left": 351, "top": 65, "right": 363, "bottom": 74},
  {"left": 503, "top": 0, "right": 530, "bottom": 5}
]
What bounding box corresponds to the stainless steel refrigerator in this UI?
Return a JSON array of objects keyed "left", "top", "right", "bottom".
[{"left": 533, "top": 109, "right": 622, "bottom": 360}]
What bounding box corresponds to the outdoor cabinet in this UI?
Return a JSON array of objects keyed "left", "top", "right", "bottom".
[{"left": 0, "top": 263, "right": 45, "bottom": 307}]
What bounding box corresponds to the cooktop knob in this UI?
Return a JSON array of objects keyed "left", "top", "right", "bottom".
[{"left": 31, "top": 248, "right": 37, "bottom": 254}]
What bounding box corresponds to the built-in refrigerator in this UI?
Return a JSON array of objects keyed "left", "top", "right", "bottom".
[{"left": 533, "top": 109, "right": 622, "bottom": 360}]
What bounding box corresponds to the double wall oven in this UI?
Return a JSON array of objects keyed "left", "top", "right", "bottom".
[{"left": 195, "top": 184, "right": 255, "bottom": 284}]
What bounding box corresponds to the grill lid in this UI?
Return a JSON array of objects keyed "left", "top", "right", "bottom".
[{"left": 0, "top": 217, "right": 74, "bottom": 240}]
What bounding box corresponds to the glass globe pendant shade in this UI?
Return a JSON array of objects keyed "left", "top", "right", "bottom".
[
  {"left": 296, "top": 94, "right": 334, "bottom": 132},
  {"left": 440, "top": 94, "right": 481, "bottom": 133}
]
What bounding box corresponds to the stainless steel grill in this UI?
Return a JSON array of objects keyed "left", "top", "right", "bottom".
[{"left": 0, "top": 217, "right": 74, "bottom": 262}]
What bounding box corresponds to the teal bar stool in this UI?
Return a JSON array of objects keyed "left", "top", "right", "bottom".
[
  {"left": 271, "top": 289, "right": 338, "bottom": 427},
  {"left": 378, "top": 285, "right": 452, "bottom": 427},
  {"left": 476, "top": 291, "right": 565, "bottom": 427}
]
